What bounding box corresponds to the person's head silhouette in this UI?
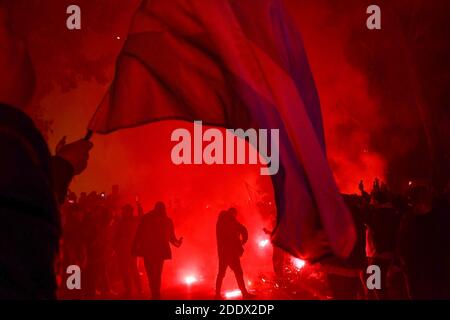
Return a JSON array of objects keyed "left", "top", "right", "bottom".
[
  {"left": 228, "top": 207, "right": 238, "bottom": 219},
  {"left": 154, "top": 201, "right": 167, "bottom": 216},
  {"left": 122, "top": 204, "right": 134, "bottom": 218}
]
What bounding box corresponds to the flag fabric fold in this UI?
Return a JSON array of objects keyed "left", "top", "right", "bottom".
[{"left": 89, "top": 0, "right": 356, "bottom": 260}]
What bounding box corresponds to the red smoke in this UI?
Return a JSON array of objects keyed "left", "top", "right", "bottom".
[
  {"left": 290, "top": 0, "right": 387, "bottom": 192},
  {"left": 5, "top": 0, "right": 450, "bottom": 293},
  {"left": 9, "top": 0, "right": 447, "bottom": 194}
]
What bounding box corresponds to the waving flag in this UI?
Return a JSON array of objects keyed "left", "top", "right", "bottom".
[{"left": 89, "top": 0, "right": 356, "bottom": 260}]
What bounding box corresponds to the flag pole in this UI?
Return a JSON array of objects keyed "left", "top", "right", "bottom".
[{"left": 84, "top": 129, "right": 93, "bottom": 141}]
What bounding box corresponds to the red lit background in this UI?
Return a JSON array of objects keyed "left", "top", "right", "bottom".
[{"left": 5, "top": 0, "right": 450, "bottom": 297}]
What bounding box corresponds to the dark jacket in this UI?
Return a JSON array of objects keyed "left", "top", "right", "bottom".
[
  {"left": 132, "top": 210, "right": 178, "bottom": 261},
  {"left": 216, "top": 213, "right": 248, "bottom": 259},
  {"left": 0, "top": 103, "right": 74, "bottom": 299},
  {"left": 365, "top": 205, "right": 401, "bottom": 257},
  {"left": 115, "top": 215, "right": 140, "bottom": 256},
  {"left": 398, "top": 202, "right": 450, "bottom": 299}
]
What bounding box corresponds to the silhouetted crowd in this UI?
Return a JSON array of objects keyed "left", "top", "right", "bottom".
[
  {"left": 56, "top": 178, "right": 450, "bottom": 300},
  {"left": 321, "top": 179, "right": 450, "bottom": 300},
  {"left": 58, "top": 186, "right": 142, "bottom": 299},
  {"left": 2, "top": 1, "right": 450, "bottom": 301},
  {"left": 58, "top": 188, "right": 256, "bottom": 300}
]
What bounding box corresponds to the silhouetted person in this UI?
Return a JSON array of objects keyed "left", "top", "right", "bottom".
[
  {"left": 215, "top": 208, "right": 255, "bottom": 299},
  {"left": 0, "top": 7, "right": 93, "bottom": 299},
  {"left": 107, "top": 184, "right": 122, "bottom": 218},
  {"left": 60, "top": 193, "right": 85, "bottom": 289},
  {"left": 398, "top": 185, "right": 450, "bottom": 299},
  {"left": 84, "top": 199, "right": 113, "bottom": 297},
  {"left": 132, "top": 202, "right": 182, "bottom": 299},
  {"left": 365, "top": 189, "right": 401, "bottom": 299},
  {"left": 114, "top": 203, "right": 143, "bottom": 298},
  {"left": 263, "top": 226, "right": 288, "bottom": 279},
  {"left": 324, "top": 194, "right": 367, "bottom": 300}
]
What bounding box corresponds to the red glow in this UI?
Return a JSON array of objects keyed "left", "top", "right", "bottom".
[
  {"left": 292, "top": 257, "right": 306, "bottom": 270},
  {"left": 258, "top": 239, "right": 270, "bottom": 248},
  {"left": 225, "top": 290, "right": 242, "bottom": 299},
  {"left": 184, "top": 275, "right": 198, "bottom": 286}
]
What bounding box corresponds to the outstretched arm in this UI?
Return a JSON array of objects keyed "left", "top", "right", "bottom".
[{"left": 168, "top": 219, "right": 183, "bottom": 248}]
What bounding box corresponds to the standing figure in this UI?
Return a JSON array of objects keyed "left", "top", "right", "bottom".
[
  {"left": 398, "top": 185, "right": 450, "bottom": 299},
  {"left": 114, "top": 203, "right": 142, "bottom": 298},
  {"left": 83, "top": 197, "right": 113, "bottom": 298},
  {"left": 215, "top": 208, "right": 255, "bottom": 299},
  {"left": 132, "top": 201, "right": 182, "bottom": 299},
  {"left": 365, "top": 189, "right": 401, "bottom": 299}
]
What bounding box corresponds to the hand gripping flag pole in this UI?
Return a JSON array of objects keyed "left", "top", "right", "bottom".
[{"left": 84, "top": 129, "right": 93, "bottom": 141}]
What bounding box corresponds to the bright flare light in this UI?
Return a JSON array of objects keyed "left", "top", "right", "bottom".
[
  {"left": 258, "top": 239, "right": 270, "bottom": 248},
  {"left": 184, "top": 275, "right": 198, "bottom": 285},
  {"left": 292, "top": 258, "right": 306, "bottom": 270},
  {"left": 225, "top": 290, "right": 242, "bottom": 299}
]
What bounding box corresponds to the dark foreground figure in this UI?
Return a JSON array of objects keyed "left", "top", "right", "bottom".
[
  {"left": 0, "top": 7, "right": 92, "bottom": 299},
  {"left": 215, "top": 208, "right": 255, "bottom": 299},
  {"left": 0, "top": 106, "right": 92, "bottom": 299},
  {"left": 132, "top": 202, "right": 182, "bottom": 299}
]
